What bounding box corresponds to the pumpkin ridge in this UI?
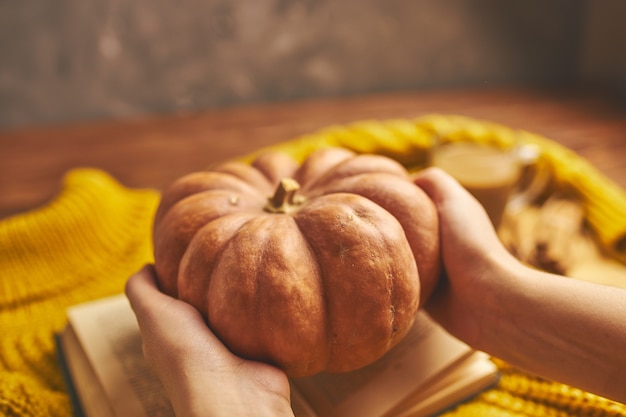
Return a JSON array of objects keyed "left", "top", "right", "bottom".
[
  {"left": 350, "top": 201, "right": 399, "bottom": 345},
  {"left": 254, "top": 215, "right": 327, "bottom": 373},
  {"left": 155, "top": 171, "right": 267, "bottom": 225},
  {"left": 291, "top": 212, "right": 333, "bottom": 372},
  {"left": 382, "top": 229, "right": 399, "bottom": 344},
  {"left": 302, "top": 153, "right": 408, "bottom": 194},
  {"left": 252, "top": 219, "right": 269, "bottom": 363},
  {"left": 210, "top": 161, "right": 275, "bottom": 194},
  {"left": 180, "top": 212, "right": 258, "bottom": 320},
  {"left": 154, "top": 189, "right": 267, "bottom": 296},
  {"left": 356, "top": 190, "right": 422, "bottom": 346},
  {"left": 208, "top": 215, "right": 268, "bottom": 361},
  {"left": 174, "top": 188, "right": 265, "bottom": 212},
  {"left": 251, "top": 151, "right": 300, "bottom": 186},
  {"left": 295, "top": 148, "right": 355, "bottom": 191},
  {"left": 311, "top": 172, "right": 404, "bottom": 198},
  {"left": 293, "top": 193, "right": 414, "bottom": 372},
  {"left": 256, "top": 215, "right": 300, "bottom": 364},
  {"left": 308, "top": 172, "right": 439, "bottom": 304}
]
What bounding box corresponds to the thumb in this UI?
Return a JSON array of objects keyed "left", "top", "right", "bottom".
[
  {"left": 413, "top": 167, "right": 470, "bottom": 206},
  {"left": 125, "top": 265, "right": 238, "bottom": 370}
]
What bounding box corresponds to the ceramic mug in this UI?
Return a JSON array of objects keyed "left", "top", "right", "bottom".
[{"left": 429, "top": 141, "right": 548, "bottom": 229}]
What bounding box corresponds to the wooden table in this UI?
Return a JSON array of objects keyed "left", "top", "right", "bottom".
[{"left": 1, "top": 86, "right": 625, "bottom": 219}]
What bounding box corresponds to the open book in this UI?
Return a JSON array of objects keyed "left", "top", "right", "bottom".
[{"left": 56, "top": 295, "right": 499, "bottom": 417}]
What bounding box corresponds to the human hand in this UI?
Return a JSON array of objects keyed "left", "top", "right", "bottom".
[
  {"left": 125, "top": 265, "right": 295, "bottom": 417},
  {"left": 415, "top": 168, "right": 626, "bottom": 403},
  {"left": 413, "top": 167, "right": 523, "bottom": 345}
]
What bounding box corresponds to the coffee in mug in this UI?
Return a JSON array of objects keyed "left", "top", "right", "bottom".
[{"left": 430, "top": 142, "right": 527, "bottom": 229}]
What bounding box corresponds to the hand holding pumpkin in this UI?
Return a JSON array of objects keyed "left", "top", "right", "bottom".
[
  {"left": 414, "top": 167, "right": 626, "bottom": 404},
  {"left": 131, "top": 161, "right": 626, "bottom": 412},
  {"left": 413, "top": 167, "right": 517, "bottom": 345},
  {"left": 126, "top": 265, "right": 295, "bottom": 417},
  {"left": 152, "top": 148, "right": 441, "bottom": 377}
]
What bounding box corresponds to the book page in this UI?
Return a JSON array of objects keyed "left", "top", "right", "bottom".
[
  {"left": 67, "top": 295, "right": 175, "bottom": 417},
  {"left": 66, "top": 294, "right": 321, "bottom": 417},
  {"left": 57, "top": 326, "right": 116, "bottom": 417},
  {"left": 291, "top": 312, "right": 476, "bottom": 417},
  {"left": 388, "top": 352, "right": 499, "bottom": 417}
]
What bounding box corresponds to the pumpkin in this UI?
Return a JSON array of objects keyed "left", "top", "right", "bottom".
[{"left": 153, "top": 147, "right": 441, "bottom": 377}]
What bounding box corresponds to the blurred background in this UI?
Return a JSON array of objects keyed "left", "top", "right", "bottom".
[{"left": 1, "top": 0, "right": 625, "bottom": 130}]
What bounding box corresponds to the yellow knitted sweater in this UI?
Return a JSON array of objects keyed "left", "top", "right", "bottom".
[{"left": 1, "top": 114, "right": 625, "bottom": 416}]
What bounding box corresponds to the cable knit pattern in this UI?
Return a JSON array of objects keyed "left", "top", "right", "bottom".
[
  {"left": 0, "top": 169, "right": 159, "bottom": 416},
  {"left": 1, "top": 115, "right": 625, "bottom": 416}
]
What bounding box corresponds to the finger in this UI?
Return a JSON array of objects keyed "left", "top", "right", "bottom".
[
  {"left": 125, "top": 264, "right": 199, "bottom": 338},
  {"left": 416, "top": 167, "right": 495, "bottom": 219},
  {"left": 126, "top": 264, "right": 205, "bottom": 334},
  {"left": 413, "top": 167, "right": 471, "bottom": 205},
  {"left": 125, "top": 264, "right": 237, "bottom": 369},
  {"left": 125, "top": 264, "right": 167, "bottom": 322}
]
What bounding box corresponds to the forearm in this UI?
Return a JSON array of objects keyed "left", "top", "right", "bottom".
[{"left": 470, "top": 260, "right": 626, "bottom": 403}]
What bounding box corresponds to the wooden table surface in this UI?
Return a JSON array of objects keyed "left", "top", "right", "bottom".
[{"left": 1, "top": 86, "right": 625, "bottom": 219}]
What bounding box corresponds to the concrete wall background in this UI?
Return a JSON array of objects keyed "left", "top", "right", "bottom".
[
  {"left": 579, "top": 0, "right": 626, "bottom": 91},
  {"left": 1, "top": 0, "right": 621, "bottom": 130}
]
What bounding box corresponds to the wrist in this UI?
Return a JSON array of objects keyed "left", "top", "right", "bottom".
[
  {"left": 467, "top": 257, "right": 543, "bottom": 358},
  {"left": 173, "top": 382, "right": 293, "bottom": 417},
  {"left": 452, "top": 252, "right": 530, "bottom": 351}
]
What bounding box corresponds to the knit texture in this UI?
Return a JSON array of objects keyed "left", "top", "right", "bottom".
[
  {"left": 0, "top": 169, "right": 159, "bottom": 416},
  {"left": 1, "top": 115, "right": 625, "bottom": 416}
]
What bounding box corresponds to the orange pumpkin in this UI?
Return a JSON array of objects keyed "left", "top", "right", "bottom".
[{"left": 153, "top": 147, "right": 441, "bottom": 377}]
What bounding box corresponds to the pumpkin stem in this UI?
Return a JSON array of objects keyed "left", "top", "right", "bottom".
[{"left": 265, "top": 178, "right": 305, "bottom": 213}]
